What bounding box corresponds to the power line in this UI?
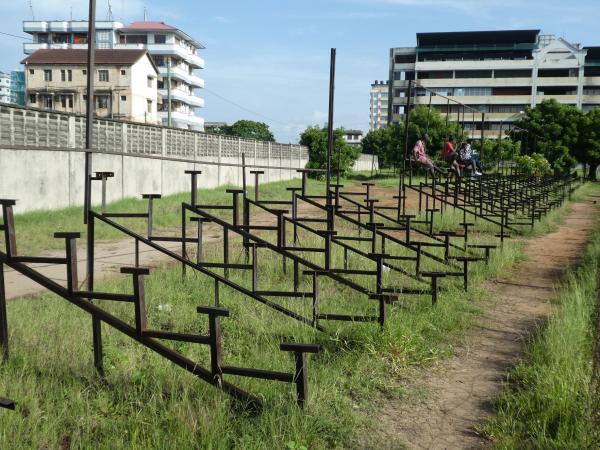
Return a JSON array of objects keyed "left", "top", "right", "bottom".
[
  {"left": 0, "top": 31, "right": 32, "bottom": 41},
  {"left": 202, "top": 87, "right": 288, "bottom": 126}
]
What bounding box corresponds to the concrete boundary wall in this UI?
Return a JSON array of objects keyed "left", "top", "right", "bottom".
[
  {"left": 352, "top": 153, "right": 379, "bottom": 172},
  {"left": 0, "top": 147, "right": 308, "bottom": 213}
]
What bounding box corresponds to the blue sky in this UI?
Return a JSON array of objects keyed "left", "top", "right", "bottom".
[{"left": 1, "top": 0, "right": 599, "bottom": 142}]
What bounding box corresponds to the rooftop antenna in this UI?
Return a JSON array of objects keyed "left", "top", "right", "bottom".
[
  {"left": 107, "top": 0, "right": 113, "bottom": 21},
  {"left": 28, "top": 0, "right": 35, "bottom": 20}
]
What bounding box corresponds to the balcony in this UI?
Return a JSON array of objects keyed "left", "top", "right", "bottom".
[
  {"left": 145, "top": 44, "right": 205, "bottom": 68},
  {"left": 158, "top": 67, "right": 204, "bottom": 88},
  {"left": 23, "top": 42, "right": 89, "bottom": 54},
  {"left": 535, "top": 94, "right": 578, "bottom": 103},
  {"left": 158, "top": 89, "right": 205, "bottom": 107},
  {"left": 23, "top": 21, "right": 48, "bottom": 33}
]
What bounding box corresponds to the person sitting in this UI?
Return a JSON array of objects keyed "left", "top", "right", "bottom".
[
  {"left": 467, "top": 139, "right": 484, "bottom": 173},
  {"left": 413, "top": 134, "right": 445, "bottom": 179},
  {"left": 441, "top": 136, "right": 462, "bottom": 177},
  {"left": 459, "top": 140, "right": 482, "bottom": 177}
]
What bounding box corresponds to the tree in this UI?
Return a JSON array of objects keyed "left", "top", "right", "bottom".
[
  {"left": 361, "top": 125, "right": 402, "bottom": 169},
  {"left": 513, "top": 100, "right": 581, "bottom": 173},
  {"left": 576, "top": 107, "right": 600, "bottom": 179},
  {"left": 300, "top": 126, "right": 360, "bottom": 177},
  {"left": 218, "top": 120, "right": 275, "bottom": 142}
]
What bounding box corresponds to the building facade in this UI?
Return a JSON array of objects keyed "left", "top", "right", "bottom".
[
  {"left": 389, "top": 30, "right": 600, "bottom": 137},
  {"left": 0, "top": 72, "right": 10, "bottom": 103},
  {"left": 369, "top": 80, "right": 389, "bottom": 131},
  {"left": 343, "top": 129, "right": 364, "bottom": 148},
  {"left": 21, "top": 49, "right": 159, "bottom": 124},
  {"left": 10, "top": 71, "right": 26, "bottom": 106},
  {"left": 22, "top": 20, "right": 205, "bottom": 130}
]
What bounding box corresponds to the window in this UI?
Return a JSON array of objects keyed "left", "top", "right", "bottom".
[
  {"left": 82, "top": 69, "right": 87, "bottom": 75},
  {"left": 125, "top": 35, "right": 147, "bottom": 44},
  {"left": 121, "top": 69, "right": 126, "bottom": 75},
  {"left": 120, "top": 95, "right": 127, "bottom": 101},
  {"left": 96, "top": 95, "right": 109, "bottom": 109},
  {"left": 147, "top": 100, "right": 152, "bottom": 113},
  {"left": 60, "top": 95, "right": 67, "bottom": 108},
  {"left": 67, "top": 70, "right": 72, "bottom": 82},
  {"left": 97, "top": 31, "right": 110, "bottom": 42},
  {"left": 73, "top": 33, "right": 87, "bottom": 44},
  {"left": 29, "top": 93, "right": 37, "bottom": 104},
  {"left": 68, "top": 96, "right": 73, "bottom": 108},
  {"left": 29, "top": 69, "right": 34, "bottom": 75},
  {"left": 157, "top": 80, "right": 164, "bottom": 89},
  {"left": 98, "top": 70, "right": 109, "bottom": 82},
  {"left": 43, "top": 95, "right": 53, "bottom": 108},
  {"left": 52, "top": 33, "right": 70, "bottom": 44},
  {"left": 43, "top": 69, "right": 52, "bottom": 81},
  {"left": 147, "top": 76, "right": 153, "bottom": 88},
  {"left": 154, "top": 34, "right": 166, "bottom": 44},
  {"left": 455, "top": 70, "right": 493, "bottom": 79},
  {"left": 153, "top": 55, "right": 165, "bottom": 67},
  {"left": 37, "top": 33, "right": 49, "bottom": 44},
  {"left": 61, "top": 70, "right": 66, "bottom": 82},
  {"left": 494, "top": 69, "right": 532, "bottom": 78}
]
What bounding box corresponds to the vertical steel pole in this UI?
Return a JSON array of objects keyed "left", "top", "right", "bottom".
[
  {"left": 0, "top": 263, "right": 8, "bottom": 361},
  {"left": 480, "top": 112, "right": 485, "bottom": 168},
  {"left": 84, "top": 0, "right": 96, "bottom": 225},
  {"left": 326, "top": 49, "right": 336, "bottom": 210}
]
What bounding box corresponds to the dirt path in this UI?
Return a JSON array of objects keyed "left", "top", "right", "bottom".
[
  {"left": 3, "top": 186, "right": 416, "bottom": 300},
  {"left": 372, "top": 200, "right": 600, "bottom": 449}
]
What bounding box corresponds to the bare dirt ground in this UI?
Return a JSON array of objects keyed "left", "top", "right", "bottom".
[{"left": 370, "top": 199, "right": 600, "bottom": 449}]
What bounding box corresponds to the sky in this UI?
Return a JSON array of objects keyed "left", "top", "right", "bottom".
[{"left": 1, "top": 0, "right": 599, "bottom": 143}]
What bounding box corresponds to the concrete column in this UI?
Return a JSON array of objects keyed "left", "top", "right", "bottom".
[
  {"left": 577, "top": 58, "right": 585, "bottom": 109},
  {"left": 9, "top": 109, "right": 14, "bottom": 146},
  {"left": 122, "top": 123, "right": 128, "bottom": 153},
  {"left": 161, "top": 128, "right": 167, "bottom": 157},
  {"left": 68, "top": 116, "right": 76, "bottom": 148},
  {"left": 218, "top": 135, "right": 222, "bottom": 185}
]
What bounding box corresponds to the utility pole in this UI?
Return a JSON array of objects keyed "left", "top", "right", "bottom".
[
  {"left": 167, "top": 57, "right": 172, "bottom": 127},
  {"left": 84, "top": 0, "right": 96, "bottom": 224}
]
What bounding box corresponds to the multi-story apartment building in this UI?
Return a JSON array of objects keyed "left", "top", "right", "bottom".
[
  {"left": 388, "top": 30, "right": 600, "bottom": 137},
  {"left": 22, "top": 19, "right": 205, "bottom": 130},
  {"left": 10, "top": 71, "right": 26, "bottom": 106},
  {"left": 369, "top": 80, "right": 389, "bottom": 131},
  {"left": 21, "top": 49, "right": 159, "bottom": 124},
  {"left": 0, "top": 72, "right": 11, "bottom": 103}
]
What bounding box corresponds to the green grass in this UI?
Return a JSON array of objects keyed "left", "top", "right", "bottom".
[
  {"left": 0, "top": 179, "right": 587, "bottom": 449},
  {"left": 481, "top": 199, "right": 600, "bottom": 449}
]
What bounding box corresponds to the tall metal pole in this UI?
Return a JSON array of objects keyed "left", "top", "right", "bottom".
[
  {"left": 84, "top": 0, "right": 103, "bottom": 377},
  {"left": 326, "top": 48, "right": 336, "bottom": 211},
  {"left": 401, "top": 80, "right": 413, "bottom": 175},
  {"left": 84, "top": 0, "right": 96, "bottom": 224},
  {"left": 167, "top": 57, "right": 172, "bottom": 127},
  {"left": 480, "top": 112, "right": 485, "bottom": 167}
]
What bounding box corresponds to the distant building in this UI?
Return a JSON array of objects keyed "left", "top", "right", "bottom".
[
  {"left": 10, "top": 71, "right": 25, "bottom": 106},
  {"left": 204, "top": 121, "right": 228, "bottom": 133},
  {"left": 23, "top": 19, "right": 205, "bottom": 130},
  {"left": 0, "top": 72, "right": 10, "bottom": 103},
  {"left": 21, "top": 49, "right": 159, "bottom": 124},
  {"left": 389, "top": 30, "right": 600, "bottom": 137},
  {"left": 343, "top": 129, "right": 364, "bottom": 147},
  {"left": 370, "top": 80, "right": 389, "bottom": 131}
]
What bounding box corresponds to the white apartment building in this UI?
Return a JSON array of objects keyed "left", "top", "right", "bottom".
[
  {"left": 389, "top": 30, "right": 600, "bottom": 137},
  {"left": 0, "top": 72, "right": 10, "bottom": 103},
  {"left": 369, "top": 80, "right": 389, "bottom": 131},
  {"left": 21, "top": 49, "right": 159, "bottom": 124},
  {"left": 22, "top": 19, "right": 205, "bottom": 130},
  {"left": 343, "top": 129, "right": 364, "bottom": 147}
]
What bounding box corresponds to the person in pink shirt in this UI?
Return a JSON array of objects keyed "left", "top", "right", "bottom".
[{"left": 413, "top": 134, "right": 444, "bottom": 178}]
